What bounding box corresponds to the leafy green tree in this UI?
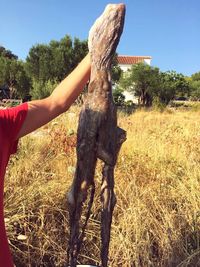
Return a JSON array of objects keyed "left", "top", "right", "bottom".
[
  {"left": 30, "top": 79, "right": 58, "bottom": 100},
  {"left": 111, "top": 54, "right": 122, "bottom": 83},
  {"left": 112, "top": 65, "right": 122, "bottom": 83},
  {"left": 113, "top": 87, "right": 125, "bottom": 106},
  {"left": 158, "top": 71, "right": 190, "bottom": 104},
  {"left": 0, "top": 56, "right": 30, "bottom": 99},
  {"left": 189, "top": 71, "right": 200, "bottom": 100},
  {"left": 49, "top": 35, "right": 74, "bottom": 81},
  {"left": 72, "top": 38, "right": 88, "bottom": 69},
  {"left": 117, "top": 62, "right": 191, "bottom": 107},
  {"left": 26, "top": 44, "right": 53, "bottom": 82},
  {"left": 0, "top": 46, "right": 18, "bottom": 60},
  {"left": 190, "top": 80, "right": 200, "bottom": 100},
  {"left": 26, "top": 35, "right": 88, "bottom": 84},
  {"left": 118, "top": 63, "right": 160, "bottom": 106},
  {"left": 191, "top": 71, "right": 200, "bottom": 81}
]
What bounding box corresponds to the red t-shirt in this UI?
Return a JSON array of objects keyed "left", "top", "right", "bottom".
[{"left": 0, "top": 103, "right": 28, "bottom": 267}]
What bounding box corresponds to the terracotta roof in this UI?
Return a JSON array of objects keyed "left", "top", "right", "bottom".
[{"left": 117, "top": 55, "right": 152, "bottom": 65}]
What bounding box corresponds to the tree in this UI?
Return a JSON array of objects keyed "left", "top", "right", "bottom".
[
  {"left": 191, "top": 81, "right": 200, "bottom": 100},
  {"left": 0, "top": 57, "right": 30, "bottom": 99},
  {"left": 26, "top": 35, "right": 88, "bottom": 83},
  {"left": 0, "top": 46, "right": 18, "bottom": 60},
  {"left": 117, "top": 63, "right": 190, "bottom": 107},
  {"left": 191, "top": 71, "right": 200, "bottom": 81},
  {"left": 111, "top": 54, "right": 122, "bottom": 83},
  {"left": 26, "top": 44, "right": 53, "bottom": 82},
  {"left": 50, "top": 35, "right": 74, "bottom": 81},
  {"left": 190, "top": 80, "right": 200, "bottom": 100},
  {"left": 189, "top": 71, "right": 200, "bottom": 100},
  {"left": 158, "top": 71, "right": 190, "bottom": 104},
  {"left": 30, "top": 79, "right": 58, "bottom": 100},
  {"left": 113, "top": 87, "right": 125, "bottom": 106},
  {"left": 118, "top": 63, "right": 160, "bottom": 106},
  {"left": 72, "top": 38, "right": 88, "bottom": 69}
]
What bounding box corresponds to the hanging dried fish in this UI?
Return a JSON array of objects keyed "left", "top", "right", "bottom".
[{"left": 67, "top": 4, "right": 126, "bottom": 267}]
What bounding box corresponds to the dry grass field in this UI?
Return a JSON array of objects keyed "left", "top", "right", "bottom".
[{"left": 4, "top": 105, "right": 200, "bottom": 267}]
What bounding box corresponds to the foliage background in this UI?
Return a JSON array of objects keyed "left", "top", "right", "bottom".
[{"left": 1, "top": 36, "right": 200, "bottom": 105}]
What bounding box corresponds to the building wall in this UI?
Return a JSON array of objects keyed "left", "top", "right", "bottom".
[
  {"left": 116, "top": 56, "right": 152, "bottom": 103},
  {"left": 118, "top": 64, "right": 131, "bottom": 72},
  {"left": 118, "top": 58, "right": 151, "bottom": 72},
  {"left": 123, "top": 91, "right": 138, "bottom": 104},
  {"left": 144, "top": 58, "right": 151, "bottom": 65}
]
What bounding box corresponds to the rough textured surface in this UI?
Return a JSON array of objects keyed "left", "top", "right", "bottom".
[
  {"left": 67, "top": 4, "right": 126, "bottom": 267},
  {"left": 88, "top": 4, "right": 125, "bottom": 71}
]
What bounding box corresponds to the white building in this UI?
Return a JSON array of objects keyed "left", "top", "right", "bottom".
[
  {"left": 116, "top": 55, "right": 152, "bottom": 103},
  {"left": 117, "top": 55, "right": 152, "bottom": 71}
]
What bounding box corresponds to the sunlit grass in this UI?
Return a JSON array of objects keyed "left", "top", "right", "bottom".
[{"left": 4, "top": 106, "right": 200, "bottom": 266}]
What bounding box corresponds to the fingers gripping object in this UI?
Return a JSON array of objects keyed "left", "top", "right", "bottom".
[{"left": 67, "top": 4, "right": 126, "bottom": 267}]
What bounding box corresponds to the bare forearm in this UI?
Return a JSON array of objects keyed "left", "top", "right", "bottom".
[
  {"left": 17, "top": 54, "right": 90, "bottom": 138},
  {"left": 50, "top": 53, "right": 91, "bottom": 114}
]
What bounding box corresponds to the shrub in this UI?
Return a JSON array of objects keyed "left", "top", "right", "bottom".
[
  {"left": 31, "top": 79, "right": 58, "bottom": 100},
  {"left": 113, "top": 88, "right": 125, "bottom": 106}
]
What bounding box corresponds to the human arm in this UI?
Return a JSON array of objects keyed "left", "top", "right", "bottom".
[{"left": 17, "top": 53, "right": 90, "bottom": 139}]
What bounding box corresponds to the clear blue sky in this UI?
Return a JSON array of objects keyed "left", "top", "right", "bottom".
[{"left": 0, "top": 0, "right": 199, "bottom": 76}]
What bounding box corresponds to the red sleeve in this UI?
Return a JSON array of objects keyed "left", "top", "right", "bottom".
[{"left": 0, "top": 103, "right": 28, "bottom": 153}]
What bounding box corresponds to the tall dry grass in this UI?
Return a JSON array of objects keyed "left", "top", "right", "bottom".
[{"left": 4, "top": 106, "right": 200, "bottom": 267}]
